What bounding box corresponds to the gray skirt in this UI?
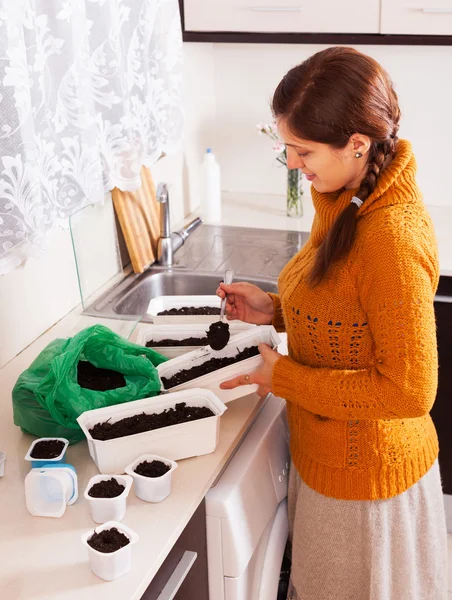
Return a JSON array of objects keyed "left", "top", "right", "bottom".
[{"left": 287, "top": 460, "right": 448, "bottom": 600}]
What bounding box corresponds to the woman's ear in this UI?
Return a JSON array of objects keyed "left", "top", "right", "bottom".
[{"left": 349, "top": 134, "right": 371, "bottom": 158}]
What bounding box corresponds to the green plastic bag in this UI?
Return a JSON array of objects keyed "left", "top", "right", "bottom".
[{"left": 12, "top": 324, "right": 167, "bottom": 444}]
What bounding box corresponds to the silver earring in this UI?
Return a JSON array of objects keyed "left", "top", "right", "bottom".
[{"left": 355, "top": 152, "right": 363, "bottom": 158}]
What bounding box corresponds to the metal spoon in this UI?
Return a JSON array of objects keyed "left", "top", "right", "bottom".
[
  {"left": 220, "top": 269, "right": 234, "bottom": 321},
  {"left": 207, "top": 269, "right": 235, "bottom": 351}
]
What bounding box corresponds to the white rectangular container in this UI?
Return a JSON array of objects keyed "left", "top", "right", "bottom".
[
  {"left": 147, "top": 295, "right": 221, "bottom": 324},
  {"left": 134, "top": 322, "right": 254, "bottom": 359},
  {"left": 157, "top": 326, "right": 281, "bottom": 403},
  {"left": 76, "top": 389, "right": 227, "bottom": 474}
]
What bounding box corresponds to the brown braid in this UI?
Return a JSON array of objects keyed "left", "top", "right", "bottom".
[{"left": 309, "top": 139, "right": 397, "bottom": 285}]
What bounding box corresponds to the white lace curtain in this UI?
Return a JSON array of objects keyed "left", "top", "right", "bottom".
[{"left": 0, "top": 0, "right": 183, "bottom": 275}]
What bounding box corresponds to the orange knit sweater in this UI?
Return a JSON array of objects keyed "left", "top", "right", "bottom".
[{"left": 270, "top": 140, "right": 440, "bottom": 501}]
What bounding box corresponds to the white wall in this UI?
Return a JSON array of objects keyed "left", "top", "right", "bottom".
[
  {"left": 0, "top": 197, "right": 120, "bottom": 368},
  {"left": 213, "top": 43, "right": 452, "bottom": 207},
  {"left": 151, "top": 43, "right": 217, "bottom": 228}
]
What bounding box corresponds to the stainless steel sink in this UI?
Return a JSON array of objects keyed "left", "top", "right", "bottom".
[
  {"left": 82, "top": 224, "right": 308, "bottom": 322},
  {"left": 114, "top": 270, "right": 277, "bottom": 316}
]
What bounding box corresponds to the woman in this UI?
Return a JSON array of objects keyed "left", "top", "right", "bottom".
[{"left": 217, "top": 47, "right": 447, "bottom": 600}]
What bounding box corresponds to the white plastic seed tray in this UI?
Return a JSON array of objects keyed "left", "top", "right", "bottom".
[
  {"left": 76, "top": 388, "right": 227, "bottom": 474},
  {"left": 157, "top": 326, "right": 281, "bottom": 403},
  {"left": 134, "top": 322, "right": 255, "bottom": 359},
  {"left": 147, "top": 295, "right": 221, "bottom": 324}
]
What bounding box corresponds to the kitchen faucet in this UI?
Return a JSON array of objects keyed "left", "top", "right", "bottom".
[{"left": 156, "top": 182, "right": 202, "bottom": 266}]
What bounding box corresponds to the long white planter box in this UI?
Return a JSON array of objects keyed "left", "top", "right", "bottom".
[
  {"left": 147, "top": 295, "right": 221, "bottom": 324},
  {"left": 77, "top": 389, "right": 227, "bottom": 474},
  {"left": 135, "top": 322, "right": 254, "bottom": 359},
  {"left": 157, "top": 326, "right": 281, "bottom": 403}
]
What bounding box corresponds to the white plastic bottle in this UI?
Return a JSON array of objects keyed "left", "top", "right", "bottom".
[{"left": 201, "top": 148, "right": 221, "bottom": 223}]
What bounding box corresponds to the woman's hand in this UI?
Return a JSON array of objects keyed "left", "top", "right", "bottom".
[
  {"left": 219, "top": 343, "right": 281, "bottom": 397},
  {"left": 216, "top": 281, "right": 274, "bottom": 325}
]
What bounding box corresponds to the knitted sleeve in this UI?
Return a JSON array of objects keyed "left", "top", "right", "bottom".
[
  {"left": 268, "top": 293, "right": 285, "bottom": 332},
  {"left": 272, "top": 211, "right": 439, "bottom": 420}
]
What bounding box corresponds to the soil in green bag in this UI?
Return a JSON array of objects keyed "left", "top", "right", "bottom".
[
  {"left": 88, "top": 528, "right": 130, "bottom": 553},
  {"left": 157, "top": 306, "right": 220, "bottom": 316},
  {"left": 30, "top": 439, "right": 65, "bottom": 459},
  {"left": 146, "top": 336, "right": 208, "bottom": 347},
  {"left": 88, "top": 478, "right": 125, "bottom": 499},
  {"left": 134, "top": 460, "right": 170, "bottom": 478},
  {"left": 77, "top": 360, "right": 126, "bottom": 391},
  {"left": 162, "top": 345, "right": 260, "bottom": 389},
  {"left": 89, "top": 402, "right": 215, "bottom": 441}
]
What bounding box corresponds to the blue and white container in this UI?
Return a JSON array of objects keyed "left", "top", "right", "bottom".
[{"left": 24, "top": 463, "right": 78, "bottom": 517}]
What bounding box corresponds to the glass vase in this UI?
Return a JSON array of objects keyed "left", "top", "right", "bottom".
[{"left": 286, "top": 168, "right": 303, "bottom": 217}]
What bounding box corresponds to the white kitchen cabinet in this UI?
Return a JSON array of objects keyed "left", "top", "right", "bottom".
[
  {"left": 184, "top": 0, "right": 380, "bottom": 34},
  {"left": 381, "top": 1, "right": 452, "bottom": 35}
]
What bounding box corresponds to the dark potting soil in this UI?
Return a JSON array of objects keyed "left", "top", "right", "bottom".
[
  {"left": 89, "top": 402, "right": 215, "bottom": 441},
  {"left": 77, "top": 360, "right": 126, "bottom": 391},
  {"left": 157, "top": 306, "right": 221, "bottom": 316},
  {"left": 134, "top": 460, "right": 170, "bottom": 478},
  {"left": 30, "top": 439, "right": 65, "bottom": 459},
  {"left": 146, "top": 336, "right": 208, "bottom": 347},
  {"left": 88, "top": 478, "right": 125, "bottom": 499},
  {"left": 162, "top": 345, "right": 260, "bottom": 389},
  {"left": 206, "top": 321, "right": 230, "bottom": 351},
  {"left": 88, "top": 528, "right": 130, "bottom": 553}
]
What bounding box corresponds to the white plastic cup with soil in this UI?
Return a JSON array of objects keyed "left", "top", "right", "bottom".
[
  {"left": 125, "top": 454, "right": 178, "bottom": 503},
  {"left": 81, "top": 520, "right": 139, "bottom": 581},
  {"left": 25, "top": 437, "right": 69, "bottom": 469},
  {"left": 84, "top": 474, "right": 133, "bottom": 523}
]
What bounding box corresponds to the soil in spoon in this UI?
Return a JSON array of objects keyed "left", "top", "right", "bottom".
[{"left": 207, "top": 321, "right": 230, "bottom": 351}]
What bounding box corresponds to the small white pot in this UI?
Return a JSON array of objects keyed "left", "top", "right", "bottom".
[
  {"left": 125, "top": 454, "right": 178, "bottom": 503},
  {"left": 25, "top": 437, "right": 69, "bottom": 469},
  {"left": 81, "top": 521, "right": 139, "bottom": 581},
  {"left": 84, "top": 474, "right": 133, "bottom": 524}
]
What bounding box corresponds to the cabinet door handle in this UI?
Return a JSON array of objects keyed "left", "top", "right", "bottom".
[
  {"left": 421, "top": 8, "right": 452, "bottom": 13},
  {"left": 157, "top": 551, "right": 197, "bottom": 600},
  {"left": 250, "top": 6, "right": 303, "bottom": 12},
  {"left": 435, "top": 294, "right": 452, "bottom": 303}
]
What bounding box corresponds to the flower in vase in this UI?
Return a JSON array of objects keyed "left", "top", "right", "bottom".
[
  {"left": 272, "top": 140, "right": 285, "bottom": 154},
  {"left": 256, "top": 121, "right": 303, "bottom": 217},
  {"left": 256, "top": 122, "right": 287, "bottom": 167}
]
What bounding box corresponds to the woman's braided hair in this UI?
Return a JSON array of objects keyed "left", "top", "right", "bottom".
[{"left": 272, "top": 47, "right": 401, "bottom": 285}]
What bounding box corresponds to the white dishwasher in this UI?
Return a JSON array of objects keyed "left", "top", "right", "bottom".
[{"left": 205, "top": 394, "right": 290, "bottom": 600}]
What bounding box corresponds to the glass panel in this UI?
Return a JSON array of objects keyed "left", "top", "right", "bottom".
[{"left": 69, "top": 196, "right": 122, "bottom": 309}]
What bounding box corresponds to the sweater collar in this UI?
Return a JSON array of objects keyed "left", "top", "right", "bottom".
[{"left": 310, "top": 139, "right": 421, "bottom": 247}]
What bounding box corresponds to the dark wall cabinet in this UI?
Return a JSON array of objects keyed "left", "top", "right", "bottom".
[
  {"left": 141, "top": 500, "right": 209, "bottom": 600},
  {"left": 431, "top": 276, "right": 452, "bottom": 493}
]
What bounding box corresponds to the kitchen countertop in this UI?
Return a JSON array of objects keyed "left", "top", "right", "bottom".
[
  {"left": 0, "top": 309, "right": 267, "bottom": 600},
  {"left": 215, "top": 192, "right": 452, "bottom": 276}
]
